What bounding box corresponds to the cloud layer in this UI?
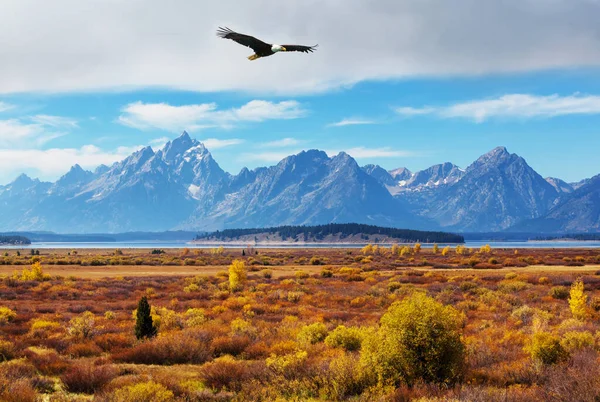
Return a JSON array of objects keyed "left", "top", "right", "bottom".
[
  {"left": 0, "top": 115, "right": 76, "bottom": 147},
  {"left": 1, "top": 0, "right": 599, "bottom": 94},
  {"left": 118, "top": 100, "right": 306, "bottom": 132},
  {"left": 396, "top": 93, "right": 600, "bottom": 122},
  {"left": 328, "top": 118, "right": 375, "bottom": 127},
  {"left": 0, "top": 145, "right": 142, "bottom": 183}
]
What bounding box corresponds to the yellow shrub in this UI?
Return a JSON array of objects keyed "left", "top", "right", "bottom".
[
  {"left": 15, "top": 261, "right": 49, "bottom": 281},
  {"left": 183, "top": 283, "right": 200, "bottom": 293},
  {"left": 230, "top": 318, "right": 256, "bottom": 337},
  {"left": 184, "top": 308, "right": 206, "bottom": 327},
  {"left": 30, "top": 319, "right": 61, "bottom": 337},
  {"left": 297, "top": 322, "right": 328, "bottom": 345},
  {"left": 526, "top": 332, "right": 569, "bottom": 365},
  {"left": 266, "top": 350, "right": 308, "bottom": 376},
  {"left": 325, "top": 325, "right": 364, "bottom": 351},
  {"left": 68, "top": 311, "right": 96, "bottom": 339},
  {"left": 0, "top": 306, "right": 16, "bottom": 324},
  {"left": 360, "top": 292, "right": 465, "bottom": 387},
  {"left": 295, "top": 270, "right": 309, "bottom": 279},
  {"left": 111, "top": 381, "right": 175, "bottom": 402},
  {"left": 561, "top": 331, "right": 595, "bottom": 352},
  {"left": 155, "top": 307, "right": 183, "bottom": 332},
  {"left": 479, "top": 244, "right": 491, "bottom": 254}
]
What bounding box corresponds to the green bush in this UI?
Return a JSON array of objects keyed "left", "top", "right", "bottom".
[
  {"left": 360, "top": 292, "right": 465, "bottom": 387},
  {"left": 135, "top": 296, "right": 157, "bottom": 340}
]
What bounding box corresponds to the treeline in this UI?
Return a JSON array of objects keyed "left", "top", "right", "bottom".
[
  {"left": 534, "top": 233, "right": 600, "bottom": 241},
  {"left": 0, "top": 235, "right": 31, "bottom": 245},
  {"left": 196, "top": 223, "right": 464, "bottom": 243}
]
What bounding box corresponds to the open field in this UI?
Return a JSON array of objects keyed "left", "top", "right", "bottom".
[
  {"left": 1, "top": 246, "right": 600, "bottom": 401},
  {"left": 0, "top": 264, "right": 326, "bottom": 279}
]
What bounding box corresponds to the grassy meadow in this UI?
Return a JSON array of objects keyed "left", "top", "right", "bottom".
[{"left": 1, "top": 245, "right": 600, "bottom": 401}]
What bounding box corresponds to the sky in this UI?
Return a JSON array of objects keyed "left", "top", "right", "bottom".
[{"left": 1, "top": 0, "right": 600, "bottom": 184}]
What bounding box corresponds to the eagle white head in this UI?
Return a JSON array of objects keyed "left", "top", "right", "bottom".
[{"left": 271, "top": 44, "right": 286, "bottom": 52}]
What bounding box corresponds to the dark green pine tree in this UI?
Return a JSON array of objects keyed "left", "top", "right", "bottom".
[{"left": 135, "top": 296, "right": 157, "bottom": 340}]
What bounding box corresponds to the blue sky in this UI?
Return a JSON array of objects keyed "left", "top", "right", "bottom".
[{"left": 1, "top": 1, "right": 600, "bottom": 184}]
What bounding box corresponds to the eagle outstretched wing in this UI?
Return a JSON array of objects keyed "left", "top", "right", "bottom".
[
  {"left": 216, "top": 27, "right": 271, "bottom": 53},
  {"left": 281, "top": 44, "right": 318, "bottom": 53}
]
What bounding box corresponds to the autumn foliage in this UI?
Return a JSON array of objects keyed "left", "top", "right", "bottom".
[{"left": 0, "top": 248, "right": 600, "bottom": 400}]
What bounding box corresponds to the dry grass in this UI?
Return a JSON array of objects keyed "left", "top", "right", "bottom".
[{"left": 1, "top": 246, "right": 600, "bottom": 400}]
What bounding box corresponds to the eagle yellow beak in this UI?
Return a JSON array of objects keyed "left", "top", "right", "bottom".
[{"left": 281, "top": 47, "right": 287, "bottom": 51}]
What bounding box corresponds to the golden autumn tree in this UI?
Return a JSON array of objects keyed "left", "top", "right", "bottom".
[
  {"left": 229, "top": 259, "right": 247, "bottom": 292},
  {"left": 569, "top": 278, "right": 587, "bottom": 320}
]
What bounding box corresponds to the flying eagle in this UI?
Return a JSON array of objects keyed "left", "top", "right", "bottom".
[{"left": 217, "top": 27, "right": 317, "bottom": 61}]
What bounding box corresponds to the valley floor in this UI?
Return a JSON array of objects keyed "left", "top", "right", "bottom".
[{"left": 1, "top": 246, "right": 600, "bottom": 401}]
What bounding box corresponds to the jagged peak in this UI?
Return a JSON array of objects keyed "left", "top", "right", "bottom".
[
  {"left": 479, "top": 146, "right": 510, "bottom": 161},
  {"left": 469, "top": 146, "right": 518, "bottom": 171},
  {"left": 136, "top": 145, "right": 154, "bottom": 155},
  {"left": 160, "top": 132, "right": 201, "bottom": 163},
  {"left": 389, "top": 167, "right": 411, "bottom": 174},
  {"left": 333, "top": 151, "right": 352, "bottom": 160},
  {"left": 279, "top": 149, "right": 328, "bottom": 165},
  {"left": 94, "top": 164, "right": 109, "bottom": 175},
  {"left": 13, "top": 173, "right": 33, "bottom": 183}
]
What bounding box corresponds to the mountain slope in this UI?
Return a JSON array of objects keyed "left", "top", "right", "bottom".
[
  {"left": 512, "top": 174, "right": 600, "bottom": 233},
  {"left": 411, "top": 147, "right": 560, "bottom": 231},
  {"left": 1, "top": 138, "right": 596, "bottom": 233},
  {"left": 0, "top": 134, "right": 429, "bottom": 233},
  {"left": 186, "top": 150, "right": 430, "bottom": 231}
]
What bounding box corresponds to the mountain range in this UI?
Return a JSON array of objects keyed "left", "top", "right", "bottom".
[{"left": 0, "top": 132, "right": 598, "bottom": 233}]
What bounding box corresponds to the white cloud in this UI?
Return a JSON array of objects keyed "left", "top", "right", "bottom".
[
  {"left": 200, "top": 138, "right": 244, "bottom": 149},
  {"left": 30, "top": 114, "right": 78, "bottom": 129},
  {"left": 118, "top": 100, "right": 306, "bottom": 132},
  {"left": 242, "top": 145, "right": 413, "bottom": 164},
  {"left": 396, "top": 93, "right": 600, "bottom": 122},
  {"left": 327, "top": 118, "right": 375, "bottom": 127},
  {"left": 0, "top": 145, "right": 137, "bottom": 184},
  {"left": 262, "top": 137, "right": 301, "bottom": 148},
  {"left": 149, "top": 136, "right": 171, "bottom": 149},
  {"left": 327, "top": 147, "right": 415, "bottom": 159},
  {"left": 1, "top": 1, "right": 600, "bottom": 95},
  {"left": 0, "top": 102, "right": 13, "bottom": 112},
  {"left": 395, "top": 107, "right": 436, "bottom": 116},
  {"left": 241, "top": 150, "right": 303, "bottom": 163},
  {"left": 0, "top": 118, "right": 68, "bottom": 147}
]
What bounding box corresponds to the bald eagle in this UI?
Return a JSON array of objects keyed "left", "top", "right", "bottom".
[{"left": 217, "top": 27, "right": 317, "bottom": 61}]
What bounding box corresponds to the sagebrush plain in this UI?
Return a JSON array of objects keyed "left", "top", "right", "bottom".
[{"left": 1, "top": 245, "right": 600, "bottom": 401}]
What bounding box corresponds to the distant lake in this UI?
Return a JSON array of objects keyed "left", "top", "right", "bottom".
[{"left": 2, "top": 240, "right": 600, "bottom": 249}]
